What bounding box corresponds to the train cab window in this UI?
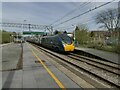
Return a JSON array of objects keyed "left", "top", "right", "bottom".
[{"left": 59, "top": 34, "right": 72, "bottom": 44}]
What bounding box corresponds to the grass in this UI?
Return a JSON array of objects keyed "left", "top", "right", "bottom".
[
  {"left": 78, "top": 43, "right": 120, "bottom": 54},
  {"left": 0, "top": 31, "right": 1, "bottom": 44}
]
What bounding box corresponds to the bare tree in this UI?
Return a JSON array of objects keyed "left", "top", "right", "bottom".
[{"left": 96, "top": 8, "right": 120, "bottom": 32}]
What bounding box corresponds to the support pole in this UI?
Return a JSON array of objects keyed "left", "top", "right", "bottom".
[{"left": 29, "top": 24, "right": 31, "bottom": 32}]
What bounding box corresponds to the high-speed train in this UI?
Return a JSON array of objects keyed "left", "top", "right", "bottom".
[{"left": 27, "top": 33, "right": 75, "bottom": 52}]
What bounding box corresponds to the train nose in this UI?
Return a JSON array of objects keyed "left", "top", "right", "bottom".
[{"left": 64, "top": 44, "right": 74, "bottom": 51}]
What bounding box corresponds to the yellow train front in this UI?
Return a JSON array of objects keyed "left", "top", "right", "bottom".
[
  {"left": 63, "top": 42, "right": 75, "bottom": 51},
  {"left": 41, "top": 34, "right": 75, "bottom": 52}
]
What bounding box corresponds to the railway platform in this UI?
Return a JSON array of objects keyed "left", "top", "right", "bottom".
[
  {"left": 2, "top": 43, "right": 81, "bottom": 89},
  {"left": 75, "top": 47, "right": 120, "bottom": 64},
  {"left": 1, "top": 43, "right": 22, "bottom": 71},
  {"left": 0, "top": 43, "right": 11, "bottom": 48}
]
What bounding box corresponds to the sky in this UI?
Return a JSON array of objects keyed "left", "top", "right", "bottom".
[{"left": 1, "top": 0, "right": 119, "bottom": 33}]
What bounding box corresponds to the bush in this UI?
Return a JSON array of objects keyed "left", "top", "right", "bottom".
[
  {"left": 1, "top": 31, "right": 11, "bottom": 44},
  {"left": 114, "top": 45, "right": 120, "bottom": 54}
]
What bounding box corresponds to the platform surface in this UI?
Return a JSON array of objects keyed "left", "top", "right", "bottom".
[
  {"left": 2, "top": 43, "right": 22, "bottom": 71},
  {"left": 75, "top": 47, "right": 119, "bottom": 64},
  {"left": 2, "top": 43, "right": 80, "bottom": 89}
]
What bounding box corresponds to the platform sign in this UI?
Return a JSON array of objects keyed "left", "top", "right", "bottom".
[{"left": 23, "top": 31, "right": 45, "bottom": 35}]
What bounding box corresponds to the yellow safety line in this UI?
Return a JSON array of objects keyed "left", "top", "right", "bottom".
[{"left": 28, "top": 43, "right": 65, "bottom": 90}]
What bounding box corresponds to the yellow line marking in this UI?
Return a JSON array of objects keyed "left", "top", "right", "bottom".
[{"left": 28, "top": 43, "right": 65, "bottom": 90}]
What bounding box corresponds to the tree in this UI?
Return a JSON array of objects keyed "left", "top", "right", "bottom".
[
  {"left": 90, "top": 31, "right": 95, "bottom": 37},
  {"left": 54, "top": 30, "right": 59, "bottom": 35},
  {"left": 75, "top": 25, "right": 91, "bottom": 44},
  {"left": 54, "top": 30, "right": 62, "bottom": 35},
  {"left": 96, "top": 8, "right": 120, "bottom": 32},
  {"left": 63, "top": 31, "right": 67, "bottom": 34}
]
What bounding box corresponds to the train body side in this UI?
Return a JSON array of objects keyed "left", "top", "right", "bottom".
[
  {"left": 26, "top": 34, "right": 75, "bottom": 52},
  {"left": 41, "top": 35, "right": 64, "bottom": 52},
  {"left": 41, "top": 34, "right": 75, "bottom": 52}
]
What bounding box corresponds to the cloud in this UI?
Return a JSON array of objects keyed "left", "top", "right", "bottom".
[
  {"left": 52, "top": 2, "right": 118, "bottom": 30},
  {"left": 1, "top": 1, "right": 119, "bottom": 32},
  {"left": 1, "top": 0, "right": 120, "bottom": 2}
]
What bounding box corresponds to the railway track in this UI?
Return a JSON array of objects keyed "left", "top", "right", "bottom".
[
  {"left": 68, "top": 53, "right": 120, "bottom": 75},
  {"left": 31, "top": 43, "right": 120, "bottom": 89},
  {"left": 73, "top": 49, "right": 120, "bottom": 65},
  {"left": 66, "top": 53, "right": 120, "bottom": 87}
]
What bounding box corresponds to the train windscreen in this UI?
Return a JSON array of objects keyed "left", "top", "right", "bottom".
[{"left": 59, "top": 34, "right": 72, "bottom": 44}]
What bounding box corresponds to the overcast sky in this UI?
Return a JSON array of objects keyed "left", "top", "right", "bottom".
[{"left": 1, "top": 0, "right": 119, "bottom": 32}]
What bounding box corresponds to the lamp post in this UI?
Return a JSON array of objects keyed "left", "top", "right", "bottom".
[
  {"left": 22, "top": 20, "right": 26, "bottom": 34},
  {"left": 72, "top": 25, "right": 76, "bottom": 41},
  {"left": 21, "top": 20, "right": 26, "bottom": 44}
]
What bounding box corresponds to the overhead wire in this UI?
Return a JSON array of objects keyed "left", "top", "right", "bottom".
[
  {"left": 50, "top": 2, "right": 91, "bottom": 26},
  {"left": 54, "top": 15, "right": 97, "bottom": 30},
  {"left": 54, "top": 0, "right": 116, "bottom": 27},
  {"left": 53, "top": 17, "right": 95, "bottom": 31},
  {"left": 54, "top": 11, "right": 119, "bottom": 31},
  {"left": 54, "top": 19, "right": 94, "bottom": 31}
]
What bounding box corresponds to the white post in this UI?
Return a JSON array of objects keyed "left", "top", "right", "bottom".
[
  {"left": 74, "top": 30, "right": 76, "bottom": 41},
  {"left": 22, "top": 20, "right": 26, "bottom": 43},
  {"left": 72, "top": 25, "right": 76, "bottom": 41}
]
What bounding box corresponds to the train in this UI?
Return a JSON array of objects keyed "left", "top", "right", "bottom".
[
  {"left": 13, "top": 35, "right": 25, "bottom": 43},
  {"left": 27, "top": 33, "right": 75, "bottom": 52}
]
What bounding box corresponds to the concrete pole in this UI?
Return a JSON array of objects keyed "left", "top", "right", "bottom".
[
  {"left": 29, "top": 24, "right": 31, "bottom": 32},
  {"left": 72, "top": 25, "right": 76, "bottom": 41},
  {"left": 74, "top": 30, "right": 76, "bottom": 41}
]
